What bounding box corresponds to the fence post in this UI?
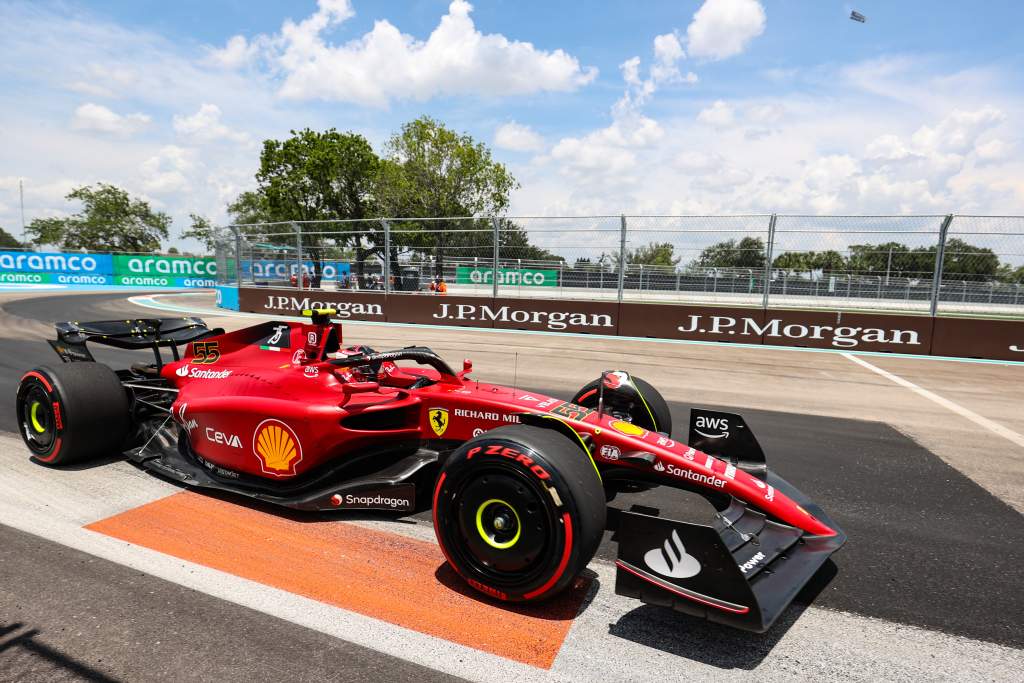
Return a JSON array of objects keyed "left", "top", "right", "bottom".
[
  {"left": 929, "top": 214, "right": 953, "bottom": 316},
  {"left": 491, "top": 216, "right": 500, "bottom": 299},
  {"left": 292, "top": 222, "right": 303, "bottom": 291},
  {"left": 381, "top": 219, "right": 391, "bottom": 294},
  {"left": 231, "top": 226, "right": 242, "bottom": 287},
  {"left": 617, "top": 215, "right": 627, "bottom": 303},
  {"left": 761, "top": 214, "right": 777, "bottom": 309}
]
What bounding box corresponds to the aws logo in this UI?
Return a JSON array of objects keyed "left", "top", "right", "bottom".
[
  {"left": 253, "top": 419, "right": 303, "bottom": 477},
  {"left": 694, "top": 415, "right": 730, "bottom": 439}
]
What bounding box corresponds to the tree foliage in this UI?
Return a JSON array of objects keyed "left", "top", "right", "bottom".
[
  {"left": 0, "top": 226, "right": 22, "bottom": 249},
  {"left": 375, "top": 116, "right": 517, "bottom": 218},
  {"left": 181, "top": 214, "right": 218, "bottom": 252},
  {"left": 25, "top": 183, "right": 169, "bottom": 252},
  {"left": 628, "top": 242, "right": 681, "bottom": 267},
  {"left": 696, "top": 237, "right": 766, "bottom": 269},
  {"left": 375, "top": 117, "right": 518, "bottom": 274},
  {"left": 257, "top": 128, "right": 378, "bottom": 222}
]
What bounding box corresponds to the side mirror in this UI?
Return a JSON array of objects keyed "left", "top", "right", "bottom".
[{"left": 463, "top": 359, "right": 473, "bottom": 373}]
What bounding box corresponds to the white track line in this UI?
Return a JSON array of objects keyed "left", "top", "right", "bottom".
[{"left": 842, "top": 352, "right": 1024, "bottom": 450}]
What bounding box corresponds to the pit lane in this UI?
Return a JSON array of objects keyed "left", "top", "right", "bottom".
[{"left": 1, "top": 290, "right": 1022, "bottom": 681}]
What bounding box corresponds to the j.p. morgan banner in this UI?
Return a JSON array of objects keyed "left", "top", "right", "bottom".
[
  {"left": 0, "top": 251, "right": 217, "bottom": 288},
  {"left": 236, "top": 287, "right": 1024, "bottom": 361}
]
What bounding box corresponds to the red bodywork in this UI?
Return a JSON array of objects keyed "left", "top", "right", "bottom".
[{"left": 163, "top": 318, "right": 837, "bottom": 538}]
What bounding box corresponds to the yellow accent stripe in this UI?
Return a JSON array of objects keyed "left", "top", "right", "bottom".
[
  {"left": 631, "top": 379, "right": 659, "bottom": 432},
  {"left": 541, "top": 415, "right": 602, "bottom": 483}
]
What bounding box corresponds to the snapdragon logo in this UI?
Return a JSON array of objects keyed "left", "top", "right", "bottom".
[
  {"left": 434, "top": 303, "right": 613, "bottom": 331},
  {"left": 677, "top": 315, "right": 921, "bottom": 349},
  {"left": 643, "top": 529, "right": 701, "bottom": 579},
  {"left": 342, "top": 493, "right": 412, "bottom": 509}
]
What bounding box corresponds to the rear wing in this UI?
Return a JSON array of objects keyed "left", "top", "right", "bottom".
[{"left": 50, "top": 318, "right": 222, "bottom": 369}]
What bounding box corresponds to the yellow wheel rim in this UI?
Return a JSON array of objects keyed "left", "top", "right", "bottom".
[
  {"left": 30, "top": 401, "right": 46, "bottom": 433},
  {"left": 475, "top": 499, "right": 521, "bottom": 549}
]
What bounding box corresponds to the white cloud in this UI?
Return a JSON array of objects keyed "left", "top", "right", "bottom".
[
  {"left": 494, "top": 122, "right": 544, "bottom": 152},
  {"left": 208, "top": 35, "right": 260, "bottom": 69},
  {"left": 686, "top": 0, "right": 766, "bottom": 61},
  {"left": 140, "top": 145, "right": 196, "bottom": 194},
  {"left": 697, "top": 100, "right": 735, "bottom": 126},
  {"left": 71, "top": 103, "right": 151, "bottom": 136},
  {"left": 975, "top": 138, "right": 1009, "bottom": 162},
  {"left": 173, "top": 104, "right": 249, "bottom": 144},
  {"left": 219, "top": 0, "right": 597, "bottom": 107}
]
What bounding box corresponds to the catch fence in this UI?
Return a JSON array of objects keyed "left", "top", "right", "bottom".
[{"left": 214, "top": 215, "right": 1024, "bottom": 316}]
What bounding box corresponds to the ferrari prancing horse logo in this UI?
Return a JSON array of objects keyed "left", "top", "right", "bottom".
[{"left": 429, "top": 408, "right": 449, "bottom": 437}]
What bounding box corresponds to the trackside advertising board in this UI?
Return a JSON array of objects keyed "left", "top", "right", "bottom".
[
  {"left": 455, "top": 265, "right": 559, "bottom": 287},
  {"left": 241, "top": 259, "right": 351, "bottom": 281},
  {"left": 0, "top": 251, "right": 217, "bottom": 288}
]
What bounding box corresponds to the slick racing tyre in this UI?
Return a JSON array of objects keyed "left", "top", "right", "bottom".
[
  {"left": 571, "top": 374, "right": 672, "bottom": 435},
  {"left": 16, "top": 363, "right": 130, "bottom": 466},
  {"left": 433, "top": 425, "right": 606, "bottom": 602}
]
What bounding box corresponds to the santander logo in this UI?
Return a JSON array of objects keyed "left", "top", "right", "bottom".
[{"left": 643, "top": 529, "right": 701, "bottom": 579}]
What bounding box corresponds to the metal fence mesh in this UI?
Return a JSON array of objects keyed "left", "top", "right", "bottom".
[{"left": 216, "top": 215, "right": 1024, "bottom": 316}]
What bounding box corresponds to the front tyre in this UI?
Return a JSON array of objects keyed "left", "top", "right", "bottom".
[
  {"left": 16, "top": 363, "right": 130, "bottom": 466},
  {"left": 433, "top": 425, "right": 605, "bottom": 602},
  {"left": 571, "top": 373, "right": 672, "bottom": 435}
]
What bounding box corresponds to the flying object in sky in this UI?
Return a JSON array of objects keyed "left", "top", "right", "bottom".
[{"left": 850, "top": 10, "right": 867, "bottom": 23}]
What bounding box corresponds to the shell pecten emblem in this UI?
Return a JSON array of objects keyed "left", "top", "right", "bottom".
[
  {"left": 253, "top": 419, "right": 303, "bottom": 476},
  {"left": 429, "top": 408, "right": 449, "bottom": 437}
]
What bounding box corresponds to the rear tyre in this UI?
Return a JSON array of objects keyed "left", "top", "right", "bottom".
[
  {"left": 16, "top": 363, "right": 130, "bottom": 466},
  {"left": 433, "top": 425, "right": 605, "bottom": 602},
  {"left": 571, "top": 374, "right": 672, "bottom": 435}
]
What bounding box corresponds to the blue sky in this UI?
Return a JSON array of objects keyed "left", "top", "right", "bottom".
[{"left": 1, "top": 0, "right": 1022, "bottom": 251}]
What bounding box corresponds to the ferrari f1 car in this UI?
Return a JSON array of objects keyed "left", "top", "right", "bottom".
[{"left": 16, "top": 310, "right": 846, "bottom": 632}]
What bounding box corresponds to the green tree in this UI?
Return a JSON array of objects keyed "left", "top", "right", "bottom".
[
  {"left": 773, "top": 251, "right": 812, "bottom": 273},
  {"left": 696, "top": 237, "right": 766, "bottom": 269},
  {"left": 247, "top": 128, "right": 380, "bottom": 282},
  {"left": 628, "top": 242, "right": 681, "bottom": 267},
  {"left": 227, "top": 191, "right": 274, "bottom": 225},
  {"left": 25, "top": 183, "right": 169, "bottom": 252},
  {"left": 181, "top": 213, "right": 218, "bottom": 252},
  {"left": 374, "top": 116, "right": 518, "bottom": 275},
  {"left": 0, "top": 226, "right": 22, "bottom": 249},
  {"left": 941, "top": 238, "right": 1000, "bottom": 280}
]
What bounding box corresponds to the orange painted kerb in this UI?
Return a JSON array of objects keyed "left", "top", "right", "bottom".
[{"left": 86, "top": 491, "right": 587, "bottom": 668}]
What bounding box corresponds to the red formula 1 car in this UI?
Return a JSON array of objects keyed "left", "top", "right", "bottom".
[{"left": 16, "top": 310, "right": 846, "bottom": 632}]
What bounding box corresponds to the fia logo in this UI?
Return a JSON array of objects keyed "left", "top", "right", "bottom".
[
  {"left": 643, "top": 528, "right": 701, "bottom": 579},
  {"left": 599, "top": 445, "right": 621, "bottom": 460},
  {"left": 694, "top": 415, "right": 730, "bottom": 439}
]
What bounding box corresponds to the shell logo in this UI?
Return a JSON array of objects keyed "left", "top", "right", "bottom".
[
  {"left": 253, "top": 419, "right": 303, "bottom": 477},
  {"left": 610, "top": 419, "right": 646, "bottom": 437}
]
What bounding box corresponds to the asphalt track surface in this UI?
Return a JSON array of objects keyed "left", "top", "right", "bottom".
[{"left": 1, "top": 291, "right": 1023, "bottom": 681}]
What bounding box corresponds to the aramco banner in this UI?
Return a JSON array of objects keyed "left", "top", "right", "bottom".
[
  {"left": 0, "top": 251, "right": 217, "bottom": 288},
  {"left": 455, "top": 265, "right": 559, "bottom": 287}
]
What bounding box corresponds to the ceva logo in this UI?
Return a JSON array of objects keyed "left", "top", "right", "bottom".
[{"left": 644, "top": 529, "right": 701, "bottom": 579}]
